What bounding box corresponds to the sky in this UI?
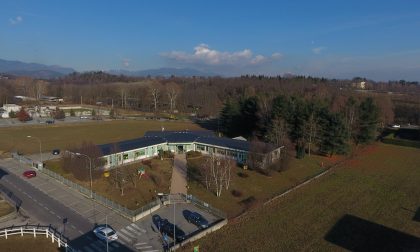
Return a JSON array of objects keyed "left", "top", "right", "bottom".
[{"left": 1, "top": 0, "right": 420, "bottom": 81}]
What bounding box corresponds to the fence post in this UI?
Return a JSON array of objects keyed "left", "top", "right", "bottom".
[
  {"left": 46, "top": 229, "right": 49, "bottom": 238},
  {"left": 58, "top": 237, "right": 61, "bottom": 248},
  {"left": 52, "top": 232, "right": 54, "bottom": 243},
  {"left": 33, "top": 227, "right": 36, "bottom": 237},
  {"left": 21, "top": 227, "right": 23, "bottom": 236},
  {"left": 5, "top": 229, "right": 7, "bottom": 239}
]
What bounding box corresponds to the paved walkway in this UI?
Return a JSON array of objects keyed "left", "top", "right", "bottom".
[{"left": 170, "top": 154, "right": 187, "bottom": 195}]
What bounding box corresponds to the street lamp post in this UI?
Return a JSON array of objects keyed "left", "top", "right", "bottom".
[
  {"left": 27, "top": 135, "right": 42, "bottom": 168},
  {"left": 75, "top": 152, "right": 93, "bottom": 199}
]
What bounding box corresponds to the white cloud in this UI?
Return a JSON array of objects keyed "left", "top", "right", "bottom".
[
  {"left": 271, "top": 52, "right": 282, "bottom": 59},
  {"left": 9, "top": 16, "right": 23, "bottom": 25},
  {"left": 162, "top": 44, "right": 280, "bottom": 66},
  {"left": 312, "top": 46, "right": 327, "bottom": 54}
]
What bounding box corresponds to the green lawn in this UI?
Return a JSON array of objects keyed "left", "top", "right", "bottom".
[
  {"left": 0, "top": 119, "right": 202, "bottom": 154},
  {"left": 183, "top": 143, "right": 420, "bottom": 251},
  {"left": 187, "top": 153, "right": 342, "bottom": 218}
]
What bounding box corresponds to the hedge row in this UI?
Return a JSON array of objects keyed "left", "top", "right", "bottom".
[{"left": 382, "top": 138, "right": 420, "bottom": 149}]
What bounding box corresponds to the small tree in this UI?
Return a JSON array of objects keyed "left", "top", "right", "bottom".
[
  {"left": 70, "top": 109, "right": 75, "bottom": 117},
  {"left": 53, "top": 108, "right": 65, "bottom": 119},
  {"left": 8, "top": 111, "right": 16, "bottom": 118},
  {"left": 16, "top": 108, "right": 31, "bottom": 122}
]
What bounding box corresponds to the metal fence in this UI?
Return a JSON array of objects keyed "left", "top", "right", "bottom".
[
  {"left": 0, "top": 224, "right": 74, "bottom": 251},
  {"left": 40, "top": 167, "right": 162, "bottom": 220},
  {"left": 182, "top": 194, "right": 227, "bottom": 219}
]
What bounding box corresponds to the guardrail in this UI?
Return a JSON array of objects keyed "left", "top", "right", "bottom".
[{"left": 0, "top": 224, "right": 74, "bottom": 251}]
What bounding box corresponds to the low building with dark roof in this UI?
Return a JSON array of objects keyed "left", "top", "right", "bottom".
[{"left": 99, "top": 130, "right": 251, "bottom": 168}]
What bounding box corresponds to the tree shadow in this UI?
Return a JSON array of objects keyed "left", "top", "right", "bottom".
[
  {"left": 324, "top": 214, "right": 420, "bottom": 251},
  {"left": 68, "top": 229, "right": 134, "bottom": 252},
  {"left": 413, "top": 207, "right": 420, "bottom": 222}
]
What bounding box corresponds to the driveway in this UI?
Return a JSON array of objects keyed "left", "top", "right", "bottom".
[{"left": 170, "top": 154, "right": 187, "bottom": 195}]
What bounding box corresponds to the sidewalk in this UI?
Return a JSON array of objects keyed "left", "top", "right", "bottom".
[
  {"left": 170, "top": 154, "right": 187, "bottom": 195},
  {"left": 0, "top": 158, "right": 131, "bottom": 231}
]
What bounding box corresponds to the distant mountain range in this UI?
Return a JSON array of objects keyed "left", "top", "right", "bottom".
[
  {"left": 0, "top": 58, "right": 218, "bottom": 79},
  {"left": 0, "top": 58, "right": 76, "bottom": 79},
  {"left": 107, "top": 67, "right": 218, "bottom": 77}
]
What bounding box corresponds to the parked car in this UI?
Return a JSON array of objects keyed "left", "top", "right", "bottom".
[
  {"left": 152, "top": 215, "right": 186, "bottom": 242},
  {"left": 23, "top": 170, "right": 36, "bottom": 179},
  {"left": 93, "top": 225, "right": 118, "bottom": 242},
  {"left": 52, "top": 149, "right": 60, "bottom": 155},
  {"left": 183, "top": 210, "right": 209, "bottom": 229}
]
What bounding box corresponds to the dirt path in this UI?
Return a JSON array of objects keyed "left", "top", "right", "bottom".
[{"left": 170, "top": 154, "right": 187, "bottom": 194}]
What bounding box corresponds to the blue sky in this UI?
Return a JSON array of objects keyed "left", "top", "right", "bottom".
[{"left": 1, "top": 0, "right": 420, "bottom": 80}]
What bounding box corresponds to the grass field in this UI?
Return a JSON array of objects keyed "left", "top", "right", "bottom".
[
  {"left": 45, "top": 158, "right": 172, "bottom": 209},
  {"left": 0, "top": 197, "right": 14, "bottom": 217},
  {"left": 0, "top": 235, "right": 61, "bottom": 252},
  {"left": 0, "top": 119, "right": 202, "bottom": 154},
  {"left": 183, "top": 143, "right": 420, "bottom": 251},
  {"left": 187, "top": 153, "right": 343, "bottom": 218}
]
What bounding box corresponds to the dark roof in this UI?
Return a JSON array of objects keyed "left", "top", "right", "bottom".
[
  {"left": 144, "top": 130, "right": 214, "bottom": 143},
  {"left": 99, "top": 130, "right": 249, "bottom": 155},
  {"left": 99, "top": 136, "right": 166, "bottom": 156},
  {"left": 196, "top": 136, "right": 250, "bottom": 151}
]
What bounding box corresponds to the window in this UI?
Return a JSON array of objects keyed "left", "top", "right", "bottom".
[
  {"left": 197, "top": 144, "right": 205, "bottom": 151},
  {"left": 134, "top": 151, "right": 140, "bottom": 158},
  {"left": 216, "top": 148, "right": 225, "bottom": 154},
  {"left": 123, "top": 153, "right": 129, "bottom": 160},
  {"left": 139, "top": 149, "right": 145, "bottom": 156}
]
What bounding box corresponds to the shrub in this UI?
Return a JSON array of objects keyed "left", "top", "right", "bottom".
[
  {"left": 239, "top": 196, "right": 257, "bottom": 210},
  {"left": 141, "top": 159, "right": 152, "bottom": 167},
  {"left": 16, "top": 108, "right": 31, "bottom": 122},
  {"left": 256, "top": 168, "right": 272, "bottom": 177},
  {"left": 186, "top": 151, "right": 202, "bottom": 158},
  {"left": 231, "top": 189, "right": 243, "bottom": 197}
]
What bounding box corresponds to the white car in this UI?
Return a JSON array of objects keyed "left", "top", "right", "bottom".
[
  {"left": 93, "top": 226, "right": 118, "bottom": 242},
  {"left": 391, "top": 124, "right": 401, "bottom": 129}
]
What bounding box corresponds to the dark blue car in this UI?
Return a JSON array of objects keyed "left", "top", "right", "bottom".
[
  {"left": 183, "top": 210, "right": 209, "bottom": 229},
  {"left": 152, "top": 215, "right": 186, "bottom": 242}
]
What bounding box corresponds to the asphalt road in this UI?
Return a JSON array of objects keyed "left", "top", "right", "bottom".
[{"left": 0, "top": 167, "right": 133, "bottom": 251}]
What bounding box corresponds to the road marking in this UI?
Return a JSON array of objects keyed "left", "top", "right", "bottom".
[
  {"left": 134, "top": 242, "right": 148, "bottom": 245},
  {"left": 33, "top": 198, "right": 37, "bottom": 202},
  {"left": 142, "top": 250, "right": 160, "bottom": 252},
  {"left": 125, "top": 226, "right": 138, "bottom": 233},
  {"left": 39, "top": 203, "right": 43, "bottom": 207},
  {"left": 49, "top": 210, "right": 55, "bottom": 215},
  {"left": 71, "top": 224, "right": 76, "bottom": 229},
  {"left": 131, "top": 223, "right": 147, "bottom": 233},
  {"left": 44, "top": 206, "right": 49, "bottom": 211},
  {"left": 27, "top": 195, "right": 33, "bottom": 199},
  {"left": 137, "top": 246, "right": 153, "bottom": 249},
  {"left": 119, "top": 228, "right": 137, "bottom": 238},
  {"left": 78, "top": 230, "right": 83, "bottom": 235},
  {"left": 57, "top": 216, "right": 61, "bottom": 219},
  {"left": 116, "top": 232, "right": 132, "bottom": 243}
]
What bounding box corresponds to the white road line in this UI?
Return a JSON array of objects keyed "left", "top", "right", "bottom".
[
  {"left": 57, "top": 216, "right": 61, "bottom": 219},
  {"left": 82, "top": 246, "right": 95, "bottom": 252},
  {"left": 39, "top": 203, "right": 43, "bottom": 207},
  {"left": 49, "top": 210, "right": 55, "bottom": 215},
  {"left": 134, "top": 242, "right": 148, "bottom": 246},
  {"left": 131, "top": 223, "right": 147, "bottom": 233},
  {"left": 119, "top": 228, "right": 136, "bottom": 238},
  {"left": 78, "top": 230, "right": 83, "bottom": 235},
  {"left": 28, "top": 195, "right": 33, "bottom": 199},
  {"left": 116, "top": 232, "right": 132, "bottom": 243},
  {"left": 125, "top": 226, "right": 138, "bottom": 233},
  {"left": 137, "top": 246, "right": 153, "bottom": 249},
  {"left": 71, "top": 224, "right": 76, "bottom": 229},
  {"left": 44, "top": 206, "right": 49, "bottom": 211},
  {"left": 142, "top": 250, "right": 160, "bottom": 252}
]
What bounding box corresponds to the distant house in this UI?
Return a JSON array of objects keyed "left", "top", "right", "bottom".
[
  {"left": 40, "top": 96, "right": 64, "bottom": 103},
  {"left": 0, "top": 104, "right": 21, "bottom": 118}
]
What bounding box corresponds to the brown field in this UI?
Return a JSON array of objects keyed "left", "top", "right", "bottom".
[
  {"left": 182, "top": 143, "right": 420, "bottom": 251},
  {"left": 187, "top": 153, "right": 343, "bottom": 218},
  {"left": 0, "top": 235, "right": 61, "bottom": 252},
  {"left": 45, "top": 158, "right": 172, "bottom": 209},
  {"left": 0, "top": 119, "right": 202, "bottom": 154}
]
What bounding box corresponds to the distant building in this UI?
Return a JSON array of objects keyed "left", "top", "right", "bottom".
[{"left": 0, "top": 104, "right": 21, "bottom": 118}]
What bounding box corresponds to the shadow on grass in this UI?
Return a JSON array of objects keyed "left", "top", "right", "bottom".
[
  {"left": 325, "top": 214, "right": 420, "bottom": 251},
  {"left": 413, "top": 207, "right": 420, "bottom": 222}
]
